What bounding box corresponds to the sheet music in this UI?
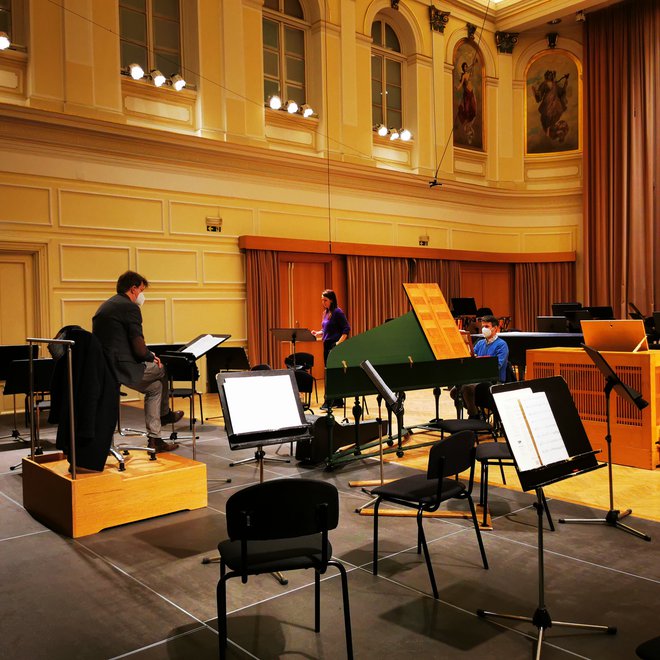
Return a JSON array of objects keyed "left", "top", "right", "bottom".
[
  {"left": 223, "top": 374, "right": 303, "bottom": 434},
  {"left": 184, "top": 334, "right": 224, "bottom": 359},
  {"left": 493, "top": 389, "right": 568, "bottom": 472}
]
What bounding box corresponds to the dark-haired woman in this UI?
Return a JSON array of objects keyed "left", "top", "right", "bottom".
[{"left": 312, "top": 289, "right": 350, "bottom": 408}]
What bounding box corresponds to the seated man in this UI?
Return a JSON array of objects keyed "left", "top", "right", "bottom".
[
  {"left": 93, "top": 271, "right": 183, "bottom": 453},
  {"left": 452, "top": 314, "right": 509, "bottom": 419}
]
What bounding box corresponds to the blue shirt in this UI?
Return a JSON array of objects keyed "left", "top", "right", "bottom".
[{"left": 474, "top": 336, "right": 509, "bottom": 382}]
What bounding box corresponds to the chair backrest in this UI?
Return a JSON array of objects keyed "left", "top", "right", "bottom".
[
  {"left": 294, "top": 369, "right": 314, "bottom": 394},
  {"left": 284, "top": 352, "right": 314, "bottom": 370},
  {"left": 250, "top": 363, "right": 272, "bottom": 371},
  {"left": 225, "top": 478, "right": 339, "bottom": 541},
  {"left": 474, "top": 382, "right": 496, "bottom": 412},
  {"left": 427, "top": 430, "right": 476, "bottom": 480}
]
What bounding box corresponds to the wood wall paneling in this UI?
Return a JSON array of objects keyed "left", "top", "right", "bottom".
[
  {"left": 59, "top": 190, "right": 164, "bottom": 233},
  {"left": 136, "top": 248, "right": 198, "bottom": 283},
  {"left": 59, "top": 244, "right": 130, "bottom": 282},
  {"left": 0, "top": 184, "right": 51, "bottom": 225}
]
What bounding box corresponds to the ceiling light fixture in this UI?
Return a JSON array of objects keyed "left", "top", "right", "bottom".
[
  {"left": 375, "top": 124, "right": 388, "bottom": 137},
  {"left": 268, "top": 94, "right": 282, "bottom": 110},
  {"left": 400, "top": 129, "right": 412, "bottom": 142},
  {"left": 300, "top": 104, "right": 314, "bottom": 118},
  {"left": 151, "top": 69, "right": 166, "bottom": 87},
  {"left": 286, "top": 100, "right": 298, "bottom": 114},
  {"left": 389, "top": 129, "right": 400, "bottom": 141},
  {"left": 0, "top": 32, "right": 10, "bottom": 50},
  {"left": 128, "top": 63, "right": 145, "bottom": 80},
  {"left": 170, "top": 74, "right": 186, "bottom": 91}
]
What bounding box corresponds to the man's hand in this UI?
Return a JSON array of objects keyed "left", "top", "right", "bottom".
[{"left": 154, "top": 355, "right": 163, "bottom": 368}]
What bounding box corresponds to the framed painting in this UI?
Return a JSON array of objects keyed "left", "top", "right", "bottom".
[
  {"left": 453, "top": 40, "right": 484, "bottom": 151},
  {"left": 526, "top": 50, "right": 581, "bottom": 155}
]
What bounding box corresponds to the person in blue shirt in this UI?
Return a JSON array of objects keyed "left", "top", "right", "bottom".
[{"left": 453, "top": 315, "right": 509, "bottom": 418}]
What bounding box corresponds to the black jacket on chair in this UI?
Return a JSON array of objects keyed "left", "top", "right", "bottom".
[{"left": 48, "top": 327, "right": 118, "bottom": 471}]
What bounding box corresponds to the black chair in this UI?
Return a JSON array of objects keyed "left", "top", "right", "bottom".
[
  {"left": 636, "top": 635, "right": 660, "bottom": 659},
  {"left": 294, "top": 369, "right": 314, "bottom": 413},
  {"left": 285, "top": 351, "right": 319, "bottom": 402},
  {"left": 371, "top": 430, "right": 488, "bottom": 599},
  {"left": 165, "top": 358, "right": 203, "bottom": 428},
  {"left": 217, "top": 478, "right": 353, "bottom": 660}
]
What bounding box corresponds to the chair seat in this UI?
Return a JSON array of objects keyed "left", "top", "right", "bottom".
[
  {"left": 435, "top": 419, "right": 492, "bottom": 434},
  {"left": 219, "top": 534, "right": 331, "bottom": 574},
  {"left": 372, "top": 474, "right": 465, "bottom": 505},
  {"left": 171, "top": 387, "right": 194, "bottom": 397},
  {"left": 475, "top": 442, "right": 512, "bottom": 462}
]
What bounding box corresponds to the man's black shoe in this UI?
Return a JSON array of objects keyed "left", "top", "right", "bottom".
[
  {"left": 161, "top": 410, "right": 184, "bottom": 425},
  {"left": 147, "top": 437, "right": 179, "bottom": 453}
]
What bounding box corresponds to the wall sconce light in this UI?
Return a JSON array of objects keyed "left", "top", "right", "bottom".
[
  {"left": 285, "top": 100, "right": 298, "bottom": 114},
  {"left": 300, "top": 104, "right": 314, "bottom": 118},
  {"left": 375, "top": 124, "right": 388, "bottom": 137},
  {"left": 0, "top": 32, "right": 10, "bottom": 50},
  {"left": 400, "top": 129, "right": 412, "bottom": 142},
  {"left": 128, "top": 63, "right": 145, "bottom": 80},
  {"left": 268, "top": 94, "right": 282, "bottom": 110},
  {"left": 170, "top": 74, "right": 186, "bottom": 91},
  {"left": 150, "top": 69, "right": 166, "bottom": 87},
  {"left": 389, "top": 128, "right": 400, "bottom": 141}
]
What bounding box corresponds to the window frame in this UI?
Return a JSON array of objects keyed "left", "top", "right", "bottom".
[
  {"left": 119, "top": 0, "right": 183, "bottom": 78},
  {"left": 262, "top": 0, "right": 308, "bottom": 106},
  {"left": 371, "top": 19, "right": 406, "bottom": 131}
]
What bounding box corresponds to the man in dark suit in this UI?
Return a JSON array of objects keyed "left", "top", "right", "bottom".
[{"left": 93, "top": 271, "right": 182, "bottom": 452}]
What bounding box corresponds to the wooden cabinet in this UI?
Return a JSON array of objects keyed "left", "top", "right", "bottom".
[{"left": 527, "top": 347, "right": 660, "bottom": 470}]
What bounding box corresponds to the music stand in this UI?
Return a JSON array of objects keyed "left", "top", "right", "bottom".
[
  {"left": 204, "top": 346, "right": 250, "bottom": 419},
  {"left": 208, "top": 369, "right": 312, "bottom": 583},
  {"left": 269, "top": 328, "right": 317, "bottom": 368},
  {"left": 477, "top": 377, "right": 615, "bottom": 658},
  {"left": 558, "top": 344, "right": 651, "bottom": 541},
  {"left": 0, "top": 345, "right": 38, "bottom": 442},
  {"left": 160, "top": 334, "right": 230, "bottom": 460}
]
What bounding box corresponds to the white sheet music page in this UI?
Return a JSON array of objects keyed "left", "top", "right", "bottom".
[
  {"left": 185, "top": 334, "right": 221, "bottom": 359},
  {"left": 520, "top": 392, "right": 569, "bottom": 465},
  {"left": 223, "top": 374, "right": 302, "bottom": 434},
  {"left": 493, "top": 389, "right": 542, "bottom": 471}
]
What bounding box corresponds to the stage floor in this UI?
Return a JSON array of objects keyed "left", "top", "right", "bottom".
[{"left": 0, "top": 401, "right": 658, "bottom": 659}]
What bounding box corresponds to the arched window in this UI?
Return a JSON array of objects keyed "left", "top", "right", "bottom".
[
  {"left": 371, "top": 19, "right": 404, "bottom": 130},
  {"left": 263, "top": 0, "right": 307, "bottom": 106}
]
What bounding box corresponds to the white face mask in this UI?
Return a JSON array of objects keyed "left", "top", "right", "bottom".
[
  {"left": 135, "top": 291, "right": 145, "bottom": 307},
  {"left": 482, "top": 326, "right": 493, "bottom": 338}
]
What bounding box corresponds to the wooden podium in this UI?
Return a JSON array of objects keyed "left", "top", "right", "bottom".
[
  {"left": 22, "top": 451, "right": 207, "bottom": 537},
  {"left": 526, "top": 347, "right": 659, "bottom": 470}
]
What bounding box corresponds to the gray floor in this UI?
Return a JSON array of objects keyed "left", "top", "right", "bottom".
[{"left": 0, "top": 406, "right": 658, "bottom": 660}]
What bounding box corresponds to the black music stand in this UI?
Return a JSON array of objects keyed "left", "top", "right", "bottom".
[
  {"left": 478, "top": 377, "right": 615, "bottom": 658},
  {"left": 558, "top": 345, "right": 651, "bottom": 541},
  {"left": 204, "top": 346, "right": 250, "bottom": 419},
  {"left": 270, "top": 328, "right": 316, "bottom": 368},
  {"left": 5, "top": 358, "right": 55, "bottom": 469},
  {"left": 160, "top": 333, "right": 230, "bottom": 460},
  {"left": 0, "top": 345, "right": 38, "bottom": 442},
  {"left": 205, "top": 369, "right": 312, "bottom": 582}
]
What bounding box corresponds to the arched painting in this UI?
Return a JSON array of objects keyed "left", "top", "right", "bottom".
[
  {"left": 453, "top": 41, "right": 484, "bottom": 151},
  {"left": 526, "top": 51, "right": 580, "bottom": 154}
]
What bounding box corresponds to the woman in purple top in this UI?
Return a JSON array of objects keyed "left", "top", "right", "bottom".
[
  {"left": 312, "top": 289, "right": 350, "bottom": 409},
  {"left": 312, "top": 289, "right": 351, "bottom": 365}
]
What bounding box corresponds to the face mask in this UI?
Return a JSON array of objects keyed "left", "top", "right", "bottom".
[
  {"left": 482, "top": 326, "right": 492, "bottom": 338},
  {"left": 135, "top": 291, "right": 145, "bottom": 307}
]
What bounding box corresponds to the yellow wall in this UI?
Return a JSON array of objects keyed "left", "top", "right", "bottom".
[{"left": 0, "top": 0, "right": 585, "bottom": 406}]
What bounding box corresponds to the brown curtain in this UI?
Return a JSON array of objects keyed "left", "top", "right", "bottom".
[
  {"left": 245, "top": 250, "right": 280, "bottom": 367},
  {"left": 513, "top": 262, "right": 576, "bottom": 332},
  {"left": 412, "top": 258, "right": 462, "bottom": 302},
  {"left": 583, "top": 0, "right": 659, "bottom": 316},
  {"left": 346, "top": 256, "right": 411, "bottom": 334}
]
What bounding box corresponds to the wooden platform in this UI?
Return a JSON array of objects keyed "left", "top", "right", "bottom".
[{"left": 22, "top": 451, "right": 207, "bottom": 538}]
